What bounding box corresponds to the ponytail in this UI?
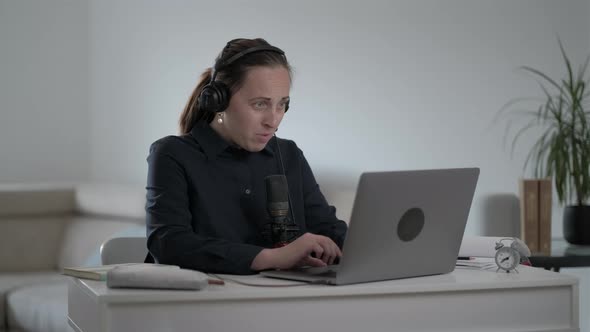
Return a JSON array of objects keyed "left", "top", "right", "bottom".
[{"left": 179, "top": 68, "right": 214, "bottom": 134}]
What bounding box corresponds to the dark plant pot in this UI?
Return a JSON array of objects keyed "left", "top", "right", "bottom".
[{"left": 563, "top": 205, "right": 590, "bottom": 245}]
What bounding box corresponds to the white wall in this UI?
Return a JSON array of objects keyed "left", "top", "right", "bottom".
[
  {"left": 0, "top": 0, "right": 89, "bottom": 182},
  {"left": 88, "top": 0, "right": 590, "bottom": 238},
  {"left": 2, "top": 1, "right": 587, "bottom": 231},
  {"left": 2, "top": 0, "right": 590, "bottom": 237},
  {"left": 1, "top": 0, "right": 588, "bottom": 236}
]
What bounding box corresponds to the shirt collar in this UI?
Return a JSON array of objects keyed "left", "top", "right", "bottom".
[{"left": 190, "top": 121, "right": 275, "bottom": 159}]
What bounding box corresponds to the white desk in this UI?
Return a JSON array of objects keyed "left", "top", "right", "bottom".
[{"left": 68, "top": 266, "right": 579, "bottom": 332}]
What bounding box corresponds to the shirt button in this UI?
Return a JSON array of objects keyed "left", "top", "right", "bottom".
[{"left": 244, "top": 189, "right": 251, "bottom": 195}]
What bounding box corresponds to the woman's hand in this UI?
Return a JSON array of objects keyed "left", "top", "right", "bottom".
[{"left": 251, "top": 233, "right": 342, "bottom": 271}]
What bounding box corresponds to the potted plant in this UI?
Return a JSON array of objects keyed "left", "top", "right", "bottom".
[{"left": 500, "top": 40, "right": 590, "bottom": 245}]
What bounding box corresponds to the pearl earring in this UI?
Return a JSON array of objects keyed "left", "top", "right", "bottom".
[{"left": 217, "top": 113, "right": 223, "bottom": 124}]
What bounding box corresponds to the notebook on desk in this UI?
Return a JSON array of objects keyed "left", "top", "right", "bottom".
[{"left": 260, "top": 167, "right": 480, "bottom": 285}]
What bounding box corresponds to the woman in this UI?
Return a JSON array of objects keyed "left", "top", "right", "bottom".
[{"left": 145, "top": 38, "right": 348, "bottom": 274}]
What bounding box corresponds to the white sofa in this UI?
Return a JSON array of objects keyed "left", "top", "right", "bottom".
[{"left": 0, "top": 183, "right": 146, "bottom": 332}]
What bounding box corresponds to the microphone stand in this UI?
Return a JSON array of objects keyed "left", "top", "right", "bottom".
[{"left": 269, "top": 216, "right": 300, "bottom": 248}]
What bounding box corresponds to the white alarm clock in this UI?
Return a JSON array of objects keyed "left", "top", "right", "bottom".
[{"left": 494, "top": 238, "right": 531, "bottom": 273}]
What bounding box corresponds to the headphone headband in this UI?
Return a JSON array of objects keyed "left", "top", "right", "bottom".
[{"left": 215, "top": 45, "right": 285, "bottom": 71}]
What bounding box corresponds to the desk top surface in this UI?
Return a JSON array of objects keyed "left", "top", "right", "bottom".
[{"left": 70, "top": 265, "right": 577, "bottom": 304}]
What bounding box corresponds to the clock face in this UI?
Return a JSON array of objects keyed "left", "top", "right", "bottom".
[{"left": 495, "top": 247, "right": 520, "bottom": 271}]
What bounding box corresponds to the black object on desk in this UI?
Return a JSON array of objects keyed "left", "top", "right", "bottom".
[{"left": 528, "top": 239, "right": 590, "bottom": 272}]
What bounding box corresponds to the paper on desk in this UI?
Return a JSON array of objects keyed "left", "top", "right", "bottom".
[
  {"left": 455, "top": 257, "right": 496, "bottom": 270},
  {"left": 458, "top": 236, "right": 514, "bottom": 258}
]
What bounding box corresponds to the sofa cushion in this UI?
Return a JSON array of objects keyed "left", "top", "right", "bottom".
[
  {"left": 0, "top": 185, "right": 74, "bottom": 217},
  {"left": 6, "top": 281, "right": 68, "bottom": 332},
  {"left": 0, "top": 217, "right": 68, "bottom": 271},
  {"left": 57, "top": 216, "right": 145, "bottom": 269},
  {"left": 74, "top": 183, "right": 146, "bottom": 219},
  {"left": 0, "top": 271, "right": 65, "bottom": 331}
]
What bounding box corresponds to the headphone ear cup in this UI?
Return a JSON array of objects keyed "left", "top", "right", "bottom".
[{"left": 198, "top": 81, "right": 230, "bottom": 113}]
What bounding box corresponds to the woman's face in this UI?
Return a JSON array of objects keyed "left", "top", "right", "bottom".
[{"left": 212, "top": 66, "right": 291, "bottom": 152}]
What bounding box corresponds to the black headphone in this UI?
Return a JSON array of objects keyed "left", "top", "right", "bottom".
[{"left": 198, "top": 42, "right": 289, "bottom": 114}]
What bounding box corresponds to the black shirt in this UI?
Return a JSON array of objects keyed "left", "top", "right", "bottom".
[{"left": 145, "top": 121, "right": 348, "bottom": 274}]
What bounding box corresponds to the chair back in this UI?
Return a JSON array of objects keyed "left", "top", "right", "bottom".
[{"left": 100, "top": 237, "right": 147, "bottom": 265}]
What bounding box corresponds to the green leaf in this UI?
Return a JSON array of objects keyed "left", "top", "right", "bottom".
[{"left": 521, "top": 66, "right": 565, "bottom": 96}]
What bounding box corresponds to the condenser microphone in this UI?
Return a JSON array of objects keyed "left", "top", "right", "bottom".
[
  {"left": 265, "top": 175, "right": 289, "bottom": 220},
  {"left": 264, "top": 174, "right": 299, "bottom": 247}
]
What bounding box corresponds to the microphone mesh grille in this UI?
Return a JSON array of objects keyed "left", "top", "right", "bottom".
[{"left": 265, "top": 175, "right": 289, "bottom": 202}]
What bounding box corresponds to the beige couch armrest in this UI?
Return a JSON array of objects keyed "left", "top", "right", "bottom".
[
  {"left": 0, "top": 184, "right": 75, "bottom": 271},
  {"left": 75, "top": 183, "right": 145, "bottom": 219},
  {"left": 0, "top": 184, "right": 75, "bottom": 216}
]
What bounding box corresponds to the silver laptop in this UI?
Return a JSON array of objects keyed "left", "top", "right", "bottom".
[{"left": 260, "top": 168, "right": 480, "bottom": 285}]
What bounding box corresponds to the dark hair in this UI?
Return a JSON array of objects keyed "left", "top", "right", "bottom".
[{"left": 179, "top": 38, "right": 292, "bottom": 134}]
